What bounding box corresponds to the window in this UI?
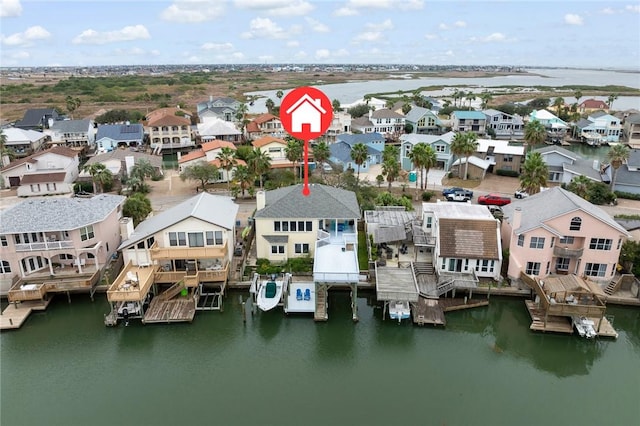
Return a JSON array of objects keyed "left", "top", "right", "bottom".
[
  {"left": 589, "top": 238, "right": 612, "bottom": 250},
  {"left": 426, "top": 217, "right": 433, "bottom": 229},
  {"left": 306, "top": 221, "right": 312, "bottom": 231},
  {"left": 60, "top": 253, "right": 73, "bottom": 260},
  {"left": 295, "top": 243, "right": 309, "bottom": 254},
  {"left": 556, "top": 258, "right": 570, "bottom": 271},
  {"left": 290, "top": 221, "right": 297, "bottom": 232},
  {"left": 617, "top": 238, "right": 622, "bottom": 250},
  {"left": 298, "top": 221, "right": 305, "bottom": 231},
  {"left": 274, "top": 221, "right": 281, "bottom": 232},
  {"left": 475, "top": 259, "right": 491, "bottom": 273},
  {"left": 559, "top": 236, "right": 574, "bottom": 244},
  {"left": 282, "top": 221, "right": 289, "bottom": 232},
  {"left": 550, "top": 237, "right": 555, "bottom": 248},
  {"left": 530, "top": 237, "right": 545, "bottom": 249},
  {"left": 569, "top": 217, "right": 582, "bottom": 231},
  {"left": 168, "top": 232, "right": 187, "bottom": 246},
  {"left": 0, "top": 260, "right": 11, "bottom": 274},
  {"left": 80, "top": 225, "right": 95, "bottom": 241},
  {"left": 545, "top": 261, "right": 550, "bottom": 275},
  {"left": 188, "top": 232, "right": 204, "bottom": 247},
  {"left": 206, "top": 231, "right": 214, "bottom": 245},
  {"left": 517, "top": 235, "right": 524, "bottom": 247},
  {"left": 214, "top": 231, "right": 223, "bottom": 245},
  {"left": 584, "top": 263, "right": 607, "bottom": 277},
  {"left": 0, "top": 236, "right": 7, "bottom": 247},
  {"left": 271, "top": 245, "right": 285, "bottom": 254},
  {"left": 526, "top": 262, "right": 541, "bottom": 275},
  {"left": 503, "top": 154, "right": 513, "bottom": 162},
  {"left": 435, "top": 145, "right": 445, "bottom": 153}
]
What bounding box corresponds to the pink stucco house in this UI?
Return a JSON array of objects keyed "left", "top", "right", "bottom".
[{"left": 501, "top": 187, "right": 630, "bottom": 285}]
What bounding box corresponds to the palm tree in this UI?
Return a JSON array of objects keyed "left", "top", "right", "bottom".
[
  {"left": 217, "top": 147, "right": 237, "bottom": 193},
  {"left": 408, "top": 143, "right": 435, "bottom": 191},
  {"left": 284, "top": 137, "right": 303, "bottom": 182},
  {"left": 82, "top": 163, "right": 112, "bottom": 193},
  {"left": 519, "top": 152, "right": 548, "bottom": 195},
  {"left": 479, "top": 93, "right": 493, "bottom": 109},
  {"left": 553, "top": 97, "right": 565, "bottom": 118},
  {"left": 350, "top": 142, "right": 368, "bottom": 187},
  {"left": 460, "top": 132, "right": 478, "bottom": 180},
  {"left": 235, "top": 103, "right": 249, "bottom": 142},
  {"left": 332, "top": 99, "right": 341, "bottom": 112},
  {"left": 265, "top": 98, "right": 275, "bottom": 114},
  {"left": 452, "top": 89, "right": 460, "bottom": 107},
  {"left": 422, "top": 145, "right": 437, "bottom": 190},
  {"left": 466, "top": 92, "right": 476, "bottom": 108},
  {"left": 364, "top": 94, "right": 372, "bottom": 105},
  {"left": 573, "top": 89, "right": 582, "bottom": 106},
  {"left": 381, "top": 145, "right": 400, "bottom": 190},
  {"left": 276, "top": 90, "right": 284, "bottom": 101},
  {"left": 66, "top": 96, "right": 81, "bottom": 119},
  {"left": 233, "top": 164, "right": 253, "bottom": 199},
  {"left": 0, "top": 129, "right": 14, "bottom": 165},
  {"left": 247, "top": 148, "right": 271, "bottom": 189},
  {"left": 312, "top": 141, "right": 330, "bottom": 181},
  {"left": 607, "top": 143, "right": 630, "bottom": 190},
  {"left": 524, "top": 120, "right": 547, "bottom": 152},
  {"left": 567, "top": 175, "right": 592, "bottom": 199},
  {"left": 608, "top": 93, "right": 618, "bottom": 110},
  {"left": 451, "top": 132, "right": 469, "bottom": 179}
]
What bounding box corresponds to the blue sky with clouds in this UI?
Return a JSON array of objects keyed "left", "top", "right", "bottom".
[{"left": 1, "top": 0, "right": 639, "bottom": 68}]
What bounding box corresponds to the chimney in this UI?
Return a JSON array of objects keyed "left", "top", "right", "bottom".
[
  {"left": 256, "top": 190, "right": 266, "bottom": 211},
  {"left": 120, "top": 217, "right": 134, "bottom": 241},
  {"left": 513, "top": 207, "right": 522, "bottom": 231}
]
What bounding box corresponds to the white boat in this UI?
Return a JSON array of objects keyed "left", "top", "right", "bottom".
[
  {"left": 389, "top": 301, "right": 411, "bottom": 323},
  {"left": 572, "top": 316, "right": 597, "bottom": 339},
  {"left": 256, "top": 274, "right": 285, "bottom": 312}
]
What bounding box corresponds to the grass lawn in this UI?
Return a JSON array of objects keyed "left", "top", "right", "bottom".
[{"left": 357, "top": 231, "right": 370, "bottom": 271}]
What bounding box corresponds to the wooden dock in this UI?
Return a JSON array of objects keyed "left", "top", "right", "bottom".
[
  {"left": 1, "top": 299, "right": 52, "bottom": 330},
  {"left": 413, "top": 297, "right": 490, "bottom": 327},
  {"left": 143, "top": 298, "right": 196, "bottom": 324},
  {"left": 524, "top": 301, "right": 618, "bottom": 338}
]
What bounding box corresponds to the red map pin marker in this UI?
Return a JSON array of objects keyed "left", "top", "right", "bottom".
[{"left": 280, "top": 86, "right": 333, "bottom": 196}]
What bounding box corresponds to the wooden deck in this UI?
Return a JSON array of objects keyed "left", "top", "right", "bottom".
[
  {"left": 1, "top": 299, "right": 52, "bottom": 330},
  {"left": 413, "top": 298, "right": 446, "bottom": 326},
  {"left": 525, "top": 300, "right": 618, "bottom": 338},
  {"left": 143, "top": 298, "right": 196, "bottom": 324}
]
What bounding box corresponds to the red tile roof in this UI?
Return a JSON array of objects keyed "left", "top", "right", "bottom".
[
  {"left": 144, "top": 107, "right": 192, "bottom": 126},
  {"left": 20, "top": 172, "right": 67, "bottom": 184},
  {"left": 201, "top": 140, "right": 236, "bottom": 152},
  {"left": 1, "top": 146, "right": 78, "bottom": 172},
  {"left": 252, "top": 136, "right": 286, "bottom": 148},
  {"left": 178, "top": 150, "right": 205, "bottom": 163},
  {"left": 579, "top": 99, "right": 608, "bottom": 109}
]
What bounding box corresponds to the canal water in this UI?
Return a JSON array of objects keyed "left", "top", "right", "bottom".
[{"left": 1, "top": 292, "right": 638, "bottom": 426}]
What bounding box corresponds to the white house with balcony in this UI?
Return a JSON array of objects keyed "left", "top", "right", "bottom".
[
  {"left": 399, "top": 131, "right": 456, "bottom": 171},
  {"left": 576, "top": 112, "right": 622, "bottom": 144}
]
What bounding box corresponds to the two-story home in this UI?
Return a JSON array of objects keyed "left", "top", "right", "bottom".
[
  {"left": 535, "top": 145, "right": 604, "bottom": 184},
  {"left": 81, "top": 149, "right": 163, "bottom": 181},
  {"left": 14, "top": 108, "right": 60, "bottom": 131},
  {"left": 578, "top": 98, "right": 609, "bottom": 114},
  {"left": 0, "top": 194, "right": 125, "bottom": 298},
  {"left": 46, "top": 119, "right": 96, "bottom": 150},
  {"left": 404, "top": 106, "right": 444, "bottom": 134},
  {"left": 475, "top": 138, "right": 525, "bottom": 174},
  {"left": 576, "top": 112, "right": 622, "bottom": 144},
  {"left": 451, "top": 111, "right": 487, "bottom": 136},
  {"left": 110, "top": 193, "right": 239, "bottom": 322},
  {"left": 351, "top": 109, "right": 405, "bottom": 138},
  {"left": 145, "top": 107, "right": 194, "bottom": 154},
  {"left": 178, "top": 140, "right": 245, "bottom": 182},
  {"left": 399, "top": 131, "right": 456, "bottom": 171},
  {"left": 624, "top": 113, "right": 640, "bottom": 148},
  {"left": 483, "top": 109, "right": 524, "bottom": 140},
  {"left": 95, "top": 123, "right": 144, "bottom": 153},
  {"left": 501, "top": 187, "right": 629, "bottom": 285},
  {"left": 2, "top": 127, "right": 48, "bottom": 158},
  {"left": 197, "top": 96, "right": 241, "bottom": 123},
  {"left": 196, "top": 118, "right": 242, "bottom": 144},
  {"left": 0, "top": 146, "right": 79, "bottom": 196},
  {"left": 421, "top": 202, "right": 503, "bottom": 295},
  {"left": 602, "top": 148, "right": 640, "bottom": 195},
  {"left": 529, "top": 110, "right": 569, "bottom": 140},
  {"left": 251, "top": 136, "right": 290, "bottom": 169},
  {"left": 324, "top": 111, "right": 352, "bottom": 143},
  {"left": 328, "top": 133, "right": 385, "bottom": 172},
  {"left": 246, "top": 113, "right": 284, "bottom": 139}
]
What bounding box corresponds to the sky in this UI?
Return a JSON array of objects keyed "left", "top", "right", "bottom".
[{"left": 1, "top": 0, "right": 639, "bottom": 68}]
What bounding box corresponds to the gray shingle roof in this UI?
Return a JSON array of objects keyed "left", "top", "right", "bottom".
[
  {"left": 334, "top": 132, "right": 384, "bottom": 146},
  {"left": 502, "top": 187, "right": 628, "bottom": 235},
  {"left": 96, "top": 124, "right": 144, "bottom": 141},
  {"left": 85, "top": 150, "right": 163, "bottom": 169},
  {"left": 611, "top": 165, "right": 640, "bottom": 187},
  {"left": 0, "top": 194, "right": 125, "bottom": 234},
  {"left": 49, "top": 119, "right": 92, "bottom": 133},
  {"left": 118, "top": 192, "right": 239, "bottom": 250},
  {"left": 330, "top": 141, "right": 381, "bottom": 163},
  {"left": 254, "top": 184, "right": 360, "bottom": 219},
  {"left": 627, "top": 149, "right": 640, "bottom": 168},
  {"left": 15, "top": 108, "right": 60, "bottom": 128}
]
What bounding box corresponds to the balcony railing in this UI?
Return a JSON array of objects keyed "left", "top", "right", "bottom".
[
  {"left": 149, "top": 241, "right": 227, "bottom": 260},
  {"left": 15, "top": 240, "right": 74, "bottom": 252},
  {"left": 553, "top": 246, "right": 584, "bottom": 258}
]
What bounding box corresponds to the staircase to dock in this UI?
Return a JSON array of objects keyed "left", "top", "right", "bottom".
[
  {"left": 314, "top": 287, "right": 328, "bottom": 321},
  {"left": 156, "top": 280, "right": 185, "bottom": 301},
  {"left": 413, "top": 262, "right": 434, "bottom": 275},
  {"left": 604, "top": 275, "right": 626, "bottom": 296}
]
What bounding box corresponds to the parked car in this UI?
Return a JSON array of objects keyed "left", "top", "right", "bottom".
[
  {"left": 322, "top": 162, "right": 333, "bottom": 172},
  {"left": 514, "top": 189, "right": 529, "bottom": 199},
  {"left": 478, "top": 193, "right": 511, "bottom": 206},
  {"left": 445, "top": 191, "right": 472, "bottom": 202},
  {"left": 442, "top": 187, "right": 473, "bottom": 198}
]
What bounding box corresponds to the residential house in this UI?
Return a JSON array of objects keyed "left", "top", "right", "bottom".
[
  {"left": 95, "top": 124, "right": 144, "bottom": 153},
  {"left": 0, "top": 146, "right": 79, "bottom": 196},
  {"left": 196, "top": 118, "right": 242, "bottom": 144},
  {"left": 529, "top": 110, "right": 569, "bottom": 141},
  {"left": 399, "top": 131, "right": 455, "bottom": 171},
  {"left": 450, "top": 156, "right": 491, "bottom": 180},
  {"left": 475, "top": 138, "right": 525, "bottom": 174},
  {"left": 578, "top": 98, "right": 609, "bottom": 114},
  {"left": 0, "top": 194, "right": 125, "bottom": 297},
  {"left": 145, "top": 107, "right": 194, "bottom": 154},
  {"left": 46, "top": 119, "right": 96, "bottom": 150},
  {"left": 501, "top": 187, "right": 629, "bottom": 285},
  {"left": 251, "top": 136, "right": 290, "bottom": 169},
  {"left": 246, "top": 113, "right": 284, "bottom": 139},
  {"left": 14, "top": 108, "right": 60, "bottom": 131},
  {"left": 483, "top": 109, "right": 524, "bottom": 139},
  {"left": 197, "top": 96, "right": 241, "bottom": 123},
  {"left": 113, "top": 193, "right": 239, "bottom": 316},
  {"left": 404, "top": 106, "right": 444, "bottom": 134},
  {"left": 253, "top": 184, "right": 360, "bottom": 262},
  {"left": 178, "top": 140, "right": 245, "bottom": 182},
  {"left": 1, "top": 127, "right": 48, "bottom": 157},
  {"left": 451, "top": 111, "right": 487, "bottom": 136},
  {"left": 422, "top": 202, "right": 503, "bottom": 291},
  {"left": 324, "top": 111, "right": 352, "bottom": 142},
  {"left": 623, "top": 113, "right": 640, "bottom": 148},
  {"left": 81, "top": 149, "right": 163, "bottom": 181},
  {"left": 576, "top": 112, "right": 622, "bottom": 144},
  {"left": 329, "top": 133, "right": 385, "bottom": 172},
  {"left": 341, "top": 97, "right": 387, "bottom": 111},
  {"left": 535, "top": 145, "right": 604, "bottom": 184},
  {"left": 351, "top": 109, "right": 405, "bottom": 138},
  {"left": 603, "top": 148, "right": 640, "bottom": 195}
]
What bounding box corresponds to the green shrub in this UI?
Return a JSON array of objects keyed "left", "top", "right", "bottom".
[
  {"left": 614, "top": 191, "right": 640, "bottom": 201},
  {"left": 496, "top": 169, "right": 519, "bottom": 177},
  {"left": 422, "top": 191, "right": 435, "bottom": 201}
]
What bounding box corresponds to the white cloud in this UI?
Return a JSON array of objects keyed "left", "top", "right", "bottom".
[
  {"left": 201, "top": 42, "right": 234, "bottom": 51},
  {"left": 0, "top": 0, "right": 22, "bottom": 17},
  {"left": 305, "top": 17, "right": 329, "bottom": 32},
  {"left": 315, "top": 49, "right": 330, "bottom": 59},
  {"left": 483, "top": 32, "right": 506, "bottom": 42},
  {"left": 234, "top": 0, "right": 313, "bottom": 16},
  {"left": 564, "top": 13, "right": 583, "bottom": 25},
  {"left": 333, "top": 7, "right": 357, "bottom": 16},
  {"left": 445, "top": 50, "right": 454, "bottom": 57},
  {"left": 286, "top": 40, "right": 300, "bottom": 47},
  {"left": 231, "top": 52, "right": 245, "bottom": 60},
  {"left": 113, "top": 47, "right": 147, "bottom": 56},
  {"left": 600, "top": 7, "right": 615, "bottom": 14},
  {"left": 424, "top": 34, "right": 437, "bottom": 40},
  {"left": 160, "top": 1, "right": 226, "bottom": 23},
  {"left": 344, "top": 0, "right": 422, "bottom": 10},
  {"left": 454, "top": 20, "right": 466, "bottom": 28},
  {"left": 72, "top": 25, "right": 150, "bottom": 45},
  {"left": 353, "top": 31, "right": 382, "bottom": 42},
  {"left": 9, "top": 50, "right": 29, "bottom": 59},
  {"left": 1, "top": 26, "right": 51, "bottom": 46},
  {"left": 241, "top": 17, "right": 288, "bottom": 39},
  {"left": 439, "top": 23, "right": 449, "bottom": 30},
  {"left": 366, "top": 19, "right": 393, "bottom": 31},
  {"left": 314, "top": 48, "right": 349, "bottom": 61},
  {"left": 294, "top": 50, "right": 307, "bottom": 59},
  {"left": 626, "top": 5, "right": 640, "bottom": 13},
  {"left": 258, "top": 55, "right": 274, "bottom": 62}
]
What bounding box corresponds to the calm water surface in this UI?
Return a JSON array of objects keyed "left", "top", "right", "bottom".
[{"left": 1, "top": 292, "right": 639, "bottom": 426}]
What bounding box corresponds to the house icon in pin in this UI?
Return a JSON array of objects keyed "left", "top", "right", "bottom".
[{"left": 285, "top": 93, "right": 327, "bottom": 133}]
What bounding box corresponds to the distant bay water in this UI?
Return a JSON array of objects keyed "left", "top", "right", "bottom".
[{"left": 247, "top": 68, "right": 640, "bottom": 113}]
